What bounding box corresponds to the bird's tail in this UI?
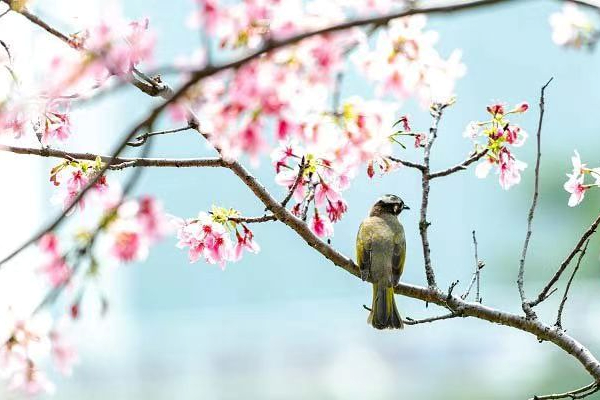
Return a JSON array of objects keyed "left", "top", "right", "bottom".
[{"left": 368, "top": 283, "right": 404, "bottom": 330}]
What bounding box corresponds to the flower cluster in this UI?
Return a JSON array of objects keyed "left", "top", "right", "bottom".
[
  {"left": 564, "top": 150, "right": 600, "bottom": 207},
  {"left": 175, "top": 1, "right": 454, "bottom": 165},
  {"left": 464, "top": 102, "right": 529, "bottom": 190},
  {"left": 0, "top": 14, "right": 155, "bottom": 146},
  {"left": 75, "top": 17, "right": 156, "bottom": 77},
  {"left": 174, "top": 206, "right": 260, "bottom": 268},
  {"left": 0, "top": 314, "right": 77, "bottom": 396},
  {"left": 107, "top": 196, "right": 170, "bottom": 263},
  {"left": 550, "top": 3, "right": 599, "bottom": 49},
  {"left": 354, "top": 15, "right": 465, "bottom": 106},
  {"left": 272, "top": 140, "right": 349, "bottom": 238},
  {"left": 49, "top": 157, "right": 109, "bottom": 212},
  {"left": 38, "top": 234, "right": 71, "bottom": 288}
]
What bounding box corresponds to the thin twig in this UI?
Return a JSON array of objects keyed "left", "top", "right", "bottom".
[
  {"left": 429, "top": 149, "right": 488, "bottom": 179},
  {"left": 404, "top": 312, "right": 458, "bottom": 325},
  {"left": 529, "top": 212, "right": 600, "bottom": 307},
  {"left": 127, "top": 125, "right": 193, "bottom": 147},
  {"left": 387, "top": 156, "right": 426, "bottom": 171},
  {"left": 300, "top": 183, "right": 317, "bottom": 222},
  {"left": 531, "top": 382, "right": 599, "bottom": 400},
  {"left": 0, "top": 145, "right": 225, "bottom": 169},
  {"left": 462, "top": 230, "right": 483, "bottom": 302},
  {"left": 419, "top": 102, "right": 450, "bottom": 288},
  {"left": 281, "top": 157, "right": 305, "bottom": 208},
  {"left": 555, "top": 239, "right": 590, "bottom": 329},
  {"left": 518, "top": 77, "right": 552, "bottom": 319},
  {"left": 229, "top": 215, "right": 277, "bottom": 224}
]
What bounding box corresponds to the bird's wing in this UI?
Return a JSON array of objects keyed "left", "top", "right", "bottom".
[
  {"left": 392, "top": 231, "right": 406, "bottom": 285},
  {"left": 356, "top": 221, "right": 374, "bottom": 277}
]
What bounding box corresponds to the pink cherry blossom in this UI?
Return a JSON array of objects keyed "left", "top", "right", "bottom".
[
  {"left": 550, "top": 3, "right": 598, "bottom": 48},
  {"left": 136, "top": 196, "right": 170, "bottom": 241},
  {"left": 571, "top": 150, "right": 586, "bottom": 176},
  {"left": 564, "top": 173, "right": 587, "bottom": 207},
  {"left": 7, "top": 362, "right": 55, "bottom": 396},
  {"left": 512, "top": 102, "right": 529, "bottom": 113},
  {"left": 41, "top": 99, "right": 72, "bottom": 145},
  {"left": 310, "top": 210, "right": 334, "bottom": 238},
  {"left": 111, "top": 230, "right": 147, "bottom": 262},
  {"left": 315, "top": 181, "right": 341, "bottom": 206},
  {"left": 326, "top": 198, "right": 348, "bottom": 223},
  {"left": 498, "top": 150, "right": 527, "bottom": 190},
  {"left": 49, "top": 325, "right": 78, "bottom": 376},
  {"left": 467, "top": 101, "right": 528, "bottom": 189},
  {"left": 233, "top": 226, "right": 260, "bottom": 261},
  {"left": 173, "top": 211, "right": 243, "bottom": 268},
  {"left": 0, "top": 106, "right": 28, "bottom": 139},
  {"left": 38, "top": 234, "right": 71, "bottom": 287}
]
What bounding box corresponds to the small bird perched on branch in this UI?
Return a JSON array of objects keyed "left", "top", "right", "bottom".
[{"left": 356, "top": 194, "right": 408, "bottom": 329}]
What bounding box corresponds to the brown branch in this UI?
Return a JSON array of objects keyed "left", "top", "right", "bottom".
[
  {"left": 532, "top": 382, "right": 599, "bottom": 400},
  {"left": 219, "top": 157, "right": 600, "bottom": 386},
  {"left": 0, "top": 145, "right": 225, "bottom": 169},
  {"left": 127, "top": 125, "right": 193, "bottom": 147},
  {"left": 419, "top": 102, "right": 450, "bottom": 288},
  {"left": 404, "top": 312, "right": 459, "bottom": 325},
  {"left": 429, "top": 149, "right": 488, "bottom": 179},
  {"left": 518, "top": 78, "right": 552, "bottom": 319},
  {"left": 229, "top": 215, "right": 277, "bottom": 224},
  {"left": 387, "top": 156, "right": 426, "bottom": 171},
  {"left": 281, "top": 157, "right": 305, "bottom": 208},
  {"left": 529, "top": 212, "right": 600, "bottom": 307},
  {"left": 555, "top": 239, "right": 590, "bottom": 329},
  {"left": 0, "top": 2, "right": 168, "bottom": 97},
  {"left": 462, "top": 230, "right": 483, "bottom": 302}
]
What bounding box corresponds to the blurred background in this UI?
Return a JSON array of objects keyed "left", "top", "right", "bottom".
[{"left": 2, "top": 0, "right": 600, "bottom": 399}]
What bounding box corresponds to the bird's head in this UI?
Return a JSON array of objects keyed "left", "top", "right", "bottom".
[{"left": 370, "top": 194, "right": 410, "bottom": 216}]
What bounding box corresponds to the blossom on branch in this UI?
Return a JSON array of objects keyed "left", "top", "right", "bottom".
[
  {"left": 550, "top": 3, "right": 599, "bottom": 49},
  {"left": 0, "top": 314, "right": 78, "bottom": 396},
  {"left": 563, "top": 150, "right": 600, "bottom": 207},
  {"left": 174, "top": 206, "right": 260, "bottom": 268},
  {"left": 354, "top": 15, "right": 465, "bottom": 106},
  {"left": 465, "top": 101, "right": 529, "bottom": 190}
]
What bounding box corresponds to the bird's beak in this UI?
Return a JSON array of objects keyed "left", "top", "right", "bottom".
[{"left": 402, "top": 204, "right": 410, "bottom": 211}]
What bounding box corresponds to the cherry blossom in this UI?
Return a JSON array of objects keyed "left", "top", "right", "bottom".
[
  {"left": 38, "top": 233, "right": 71, "bottom": 287},
  {"left": 550, "top": 3, "right": 598, "bottom": 49},
  {"left": 0, "top": 314, "right": 58, "bottom": 396},
  {"left": 174, "top": 206, "right": 260, "bottom": 268},
  {"left": 564, "top": 172, "right": 587, "bottom": 207},
  {"left": 49, "top": 158, "right": 108, "bottom": 212},
  {"left": 466, "top": 101, "right": 529, "bottom": 189},
  {"left": 562, "top": 150, "right": 600, "bottom": 207},
  {"left": 354, "top": 15, "right": 465, "bottom": 106},
  {"left": 310, "top": 209, "right": 334, "bottom": 238}
]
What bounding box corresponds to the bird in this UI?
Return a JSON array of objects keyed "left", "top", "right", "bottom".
[{"left": 356, "top": 194, "right": 409, "bottom": 330}]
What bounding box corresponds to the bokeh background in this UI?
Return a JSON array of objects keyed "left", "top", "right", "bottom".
[{"left": 2, "top": 0, "right": 600, "bottom": 399}]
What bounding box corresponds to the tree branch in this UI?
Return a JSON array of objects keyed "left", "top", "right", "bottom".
[
  {"left": 419, "top": 103, "right": 450, "bottom": 289},
  {"left": 531, "top": 382, "right": 599, "bottom": 400},
  {"left": 126, "top": 125, "right": 193, "bottom": 147},
  {"left": 462, "top": 230, "right": 483, "bottom": 302},
  {"left": 529, "top": 212, "right": 600, "bottom": 307},
  {"left": 281, "top": 157, "right": 305, "bottom": 208},
  {"left": 387, "top": 156, "right": 426, "bottom": 171},
  {"left": 518, "top": 78, "right": 552, "bottom": 319},
  {"left": 0, "top": 145, "right": 225, "bottom": 169},
  {"left": 229, "top": 214, "right": 277, "bottom": 223},
  {"left": 555, "top": 239, "right": 590, "bottom": 329},
  {"left": 404, "top": 312, "right": 459, "bottom": 325},
  {"left": 429, "top": 149, "right": 488, "bottom": 179}
]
